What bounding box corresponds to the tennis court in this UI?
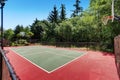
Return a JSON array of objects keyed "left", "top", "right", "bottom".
[
  {"left": 4, "top": 46, "right": 119, "bottom": 80},
  {"left": 10, "top": 46, "right": 85, "bottom": 73}
]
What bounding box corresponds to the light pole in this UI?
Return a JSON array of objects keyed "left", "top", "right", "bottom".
[
  {"left": 0, "top": 0, "right": 6, "bottom": 49},
  {"left": 0, "top": 0, "right": 6, "bottom": 79}
]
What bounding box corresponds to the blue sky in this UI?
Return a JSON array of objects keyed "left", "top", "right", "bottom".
[{"left": 3, "top": 0, "right": 90, "bottom": 29}]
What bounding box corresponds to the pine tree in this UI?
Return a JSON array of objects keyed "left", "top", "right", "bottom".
[
  {"left": 48, "top": 5, "right": 59, "bottom": 23},
  {"left": 71, "top": 0, "right": 83, "bottom": 17},
  {"left": 60, "top": 4, "right": 66, "bottom": 21},
  {"left": 30, "top": 19, "right": 44, "bottom": 40}
]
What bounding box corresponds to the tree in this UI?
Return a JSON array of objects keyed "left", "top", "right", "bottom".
[
  {"left": 41, "top": 20, "right": 55, "bottom": 41},
  {"left": 71, "top": 0, "right": 83, "bottom": 17},
  {"left": 56, "top": 21, "right": 73, "bottom": 42},
  {"left": 14, "top": 25, "right": 24, "bottom": 35},
  {"left": 48, "top": 5, "right": 59, "bottom": 23},
  {"left": 14, "top": 25, "right": 24, "bottom": 40},
  {"left": 24, "top": 26, "right": 34, "bottom": 40},
  {"left": 88, "top": 0, "right": 120, "bottom": 52},
  {"left": 4, "top": 29, "right": 14, "bottom": 41},
  {"left": 60, "top": 4, "right": 66, "bottom": 21},
  {"left": 30, "top": 18, "right": 44, "bottom": 40}
]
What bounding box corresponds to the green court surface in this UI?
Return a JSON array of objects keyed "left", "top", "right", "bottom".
[{"left": 11, "top": 46, "right": 85, "bottom": 72}]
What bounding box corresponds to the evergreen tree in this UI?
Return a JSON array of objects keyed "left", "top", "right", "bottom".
[
  {"left": 30, "top": 19, "right": 44, "bottom": 40},
  {"left": 60, "top": 4, "right": 66, "bottom": 21},
  {"left": 4, "top": 29, "right": 14, "bottom": 41},
  {"left": 48, "top": 5, "right": 59, "bottom": 23},
  {"left": 71, "top": 0, "right": 83, "bottom": 17},
  {"left": 13, "top": 25, "right": 24, "bottom": 40},
  {"left": 14, "top": 25, "right": 24, "bottom": 35}
]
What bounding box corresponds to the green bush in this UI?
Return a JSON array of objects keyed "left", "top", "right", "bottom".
[
  {"left": 18, "top": 39, "right": 27, "bottom": 44},
  {"left": 10, "top": 39, "right": 29, "bottom": 46},
  {"left": 10, "top": 42, "right": 19, "bottom": 46}
]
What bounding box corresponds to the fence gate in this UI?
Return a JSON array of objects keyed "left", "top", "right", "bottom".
[{"left": 114, "top": 35, "right": 120, "bottom": 79}]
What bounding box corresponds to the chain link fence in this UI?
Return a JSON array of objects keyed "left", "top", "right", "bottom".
[{"left": 0, "top": 48, "right": 19, "bottom": 80}]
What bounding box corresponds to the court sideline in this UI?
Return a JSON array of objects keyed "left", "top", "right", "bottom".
[{"left": 5, "top": 47, "right": 119, "bottom": 80}]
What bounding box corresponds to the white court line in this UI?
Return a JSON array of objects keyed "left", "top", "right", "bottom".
[
  {"left": 41, "top": 46, "right": 85, "bottom": 53},
  {"left": 10, "top": 48, "right": 50, "bottom": 73},
  {"left": 49, "top": 52, "right": 88, "bottom": 73},
  {"left": 41, "top": 50, "right": 76, "bottom": 58},
  {"left": 10, "top": 47, "right": 88, "bottom": 73},
  {"left": 23, "top": 51, "right": 75, "bottom": 59},
  {"left": 15, "top": 49, "right": 76, "bottom": 59}
]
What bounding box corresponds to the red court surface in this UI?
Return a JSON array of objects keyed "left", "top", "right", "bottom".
[{"left": 5, "top": 47, "right": 119, "bottom": 80}]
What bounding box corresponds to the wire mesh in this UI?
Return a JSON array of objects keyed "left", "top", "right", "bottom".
[{"left": 0, "top": 48, "right": 19, "bottom": 80}]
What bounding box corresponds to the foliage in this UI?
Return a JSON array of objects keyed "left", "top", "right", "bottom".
[
  {"left": 4, "top": 29, "right": 14, "bottom": 41},
  {"left": 60, "top": 4, "right": 66, "bottom": 21},
  {"left": 30, "top": 18, "right": 43, "bottom": 40},
  {"left": 24, "top": 26, "right": 34, "bottom": 40},
  {"left": 88, "top": 0, "right": 120, "bottom": 52},
  {"left": 42, "top": 22, "right": 57, "bottom": 42},
  {"left": 11, "top": 39, "right": 29, "bottom": 46},
  {"left": 13, "top": 25, "right": 33, "bottom": 41},
  {"left": 56, "top": 21, "right": 73, "bottom": 42},
  {"left": 5, "top": 0, "right": 120, "bottom": 53},
  {"left": 48, "top": 5, "right": 59, "bottom": 24},
  {"left": 13, "top": 25, "right": 24, "bottom": 39},
  {"left": 71, "top": 0, "right": 83, "bottom": 17}
]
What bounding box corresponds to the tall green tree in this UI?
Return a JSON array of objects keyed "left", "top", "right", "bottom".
[
  {"left": 30, "top": 18, "right": 44, "bottom": 40},
  {"left": 14, "top": 25, "right": 24, "bottom": 40},
  {"left": 89, "top": 0, "right": 120, "bottom": 51},
  {"left": 14, "top": 25, "right": 24, "bottom": 35},
  {"left": 48, "top": 5, "right": 59, "bottom": 23},
  {"left": 60, "top": 4, "right": 66, "bottom": 21},
  {"left": 24, "top": 26, "right": 34, "bottom": 40},
  {"left": 4, "top": 29, "right": 14, "bottom": 41},
  {"left": 56, "top": 21, "right": 73, "bottom": 42},
  {"left": 71, "top": 0, "right": 83, "bottom": 17}
]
